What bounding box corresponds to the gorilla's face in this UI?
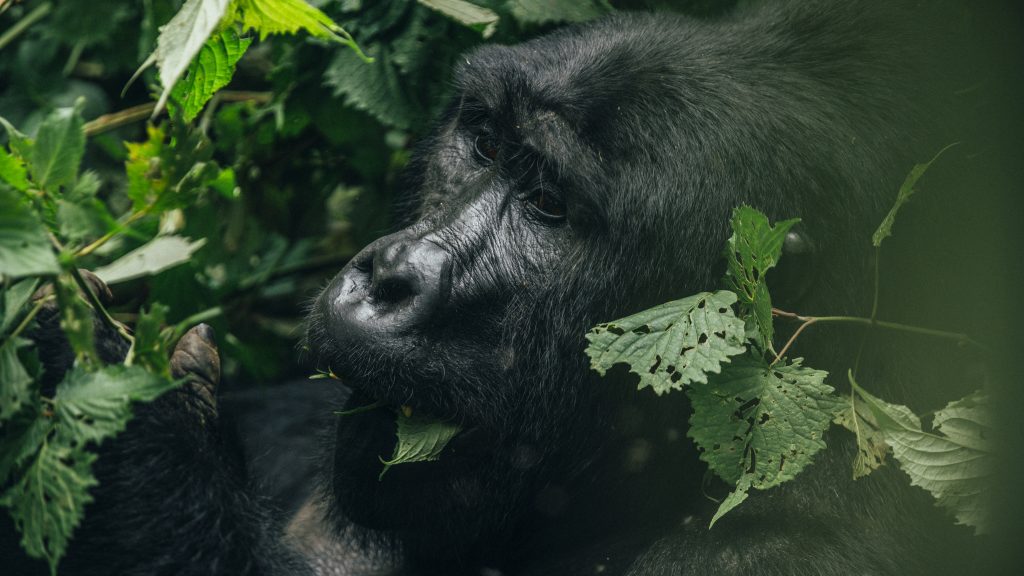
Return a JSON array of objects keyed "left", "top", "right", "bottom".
[{"left": 307, "top": 16, "right": 739, "bottom": 549}]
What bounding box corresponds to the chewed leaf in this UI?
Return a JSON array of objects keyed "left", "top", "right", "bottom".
[
  {"left": 687, "top": 354, "right": 838, "bottom": 509},
  {"left": 586, "top": 291, "right": 747, "bottom": 395},
  {"left": 834, "top": 375, "right": 890, "bottom": 479},
  {"left": 379, "top": 410, "right": 461, "bottom": 480},
  {"left": 723, "top": 205, "right": 799, "bottom": 350},
  {"left": 853, "top": 380, "right": 992, "bottom": 534}
]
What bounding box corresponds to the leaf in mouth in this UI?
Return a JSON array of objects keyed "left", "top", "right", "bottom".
[{"left": 379, "top": 406, "right": 461, "bottom": 480}]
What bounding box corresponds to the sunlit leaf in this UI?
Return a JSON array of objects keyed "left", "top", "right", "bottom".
[
  {"left": 0, "top": 147, "right": 30, "bottom": 191},
  {"left": 171, "top": 28, "right": 253, "bottom": 122},
  {"left": 92, "top": 235, "right": 206, "bottom": 285}
]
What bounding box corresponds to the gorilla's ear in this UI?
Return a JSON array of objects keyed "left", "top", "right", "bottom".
[{"left": 771, "top": 226, "right": 817, "bottom": 306}]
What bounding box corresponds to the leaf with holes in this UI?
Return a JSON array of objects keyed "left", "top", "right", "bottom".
[
  {"left": 853, "top": 379, "right": 992, "bottom": 534},
  {"left": 687, "top": 353, "right": 839, "bottom": 523},
  {"left": 834, "top": 371, "right": 890, "bottom": 479},
  {"left": 586, "top": 291, "right": 747, "bottom": 395},
  {"left": 379, "top": 409, "right": 461, "bottom": 480},
  {"left": 723, "top": 206, "right": 799, "bottom": 351}
]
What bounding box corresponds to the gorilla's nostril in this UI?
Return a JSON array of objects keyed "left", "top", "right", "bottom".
[{"left": 371, "top": 277, "right": 417, "bottom": 305}]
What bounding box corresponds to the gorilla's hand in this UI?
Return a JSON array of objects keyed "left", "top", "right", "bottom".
[{"left": 170, "top": 323, "right": 221, "bottom": 424}]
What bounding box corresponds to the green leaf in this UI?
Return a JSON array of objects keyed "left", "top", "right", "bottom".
[
  {"left": 417, "top": 0, "right": 499, "bottom": 38},
  {"left": 124, "top": 125, "right": 167, "bottom": 211},
  {"left": 53, "top": 273, "right": 99, "bottom": 366},
  {"left": 29, "top": 101, "right": 86, "bottom": 194},
  {"left": 0, "top": 116, "right": 34, "bottom": 159},
  {"left": 0, "top": 187, "right": 61, "bottom": 280},
  {"left": 709, "top": 474, "right": 752, "bottom": 528},
  {"left": 54, "top": 365, "right": 179, "bottom": 447},
  {"left": 0, "top": 147, "right": 30, "bottom": 191},
  {"left": 586, "top": 291, "right": 747, "bottom": 395},
  {"left": 1, "top": 278, "right": 41, "bottom": 334},
  {"left": 133, "top": 304, "right": 171, "bottom": 376},
  {"left": 872, "top": 144, "right": 955, "bottom": 248},
  {"left": 1, "top": 438, "right": 97, "bottom": 575},
  {"left": 379, "top": 409, "right": 462, "bottom": 480},
  {"left": 852, "top": 378, "right": 992, "bottom": 534},
  {"left": 0, "top": 341, "right": 34, "bottom": 420},
  {"left": 687, "top": 354, "right": 839, "bottom": 523},
  {"left": 0, "top": 407, "right": 51, "bottom": 486},
  {"left": 506, "top": 0, "right": 612, "bottom": 25},
  {"left": 92, "top": 236, "right": 207, "bottom": 285},
  {"left": 141, "top": 0, "right": 232, "bottom": 114},
  {"left": 56, "top": 199, "right": 108, "bottom": 244},
  {"left": 834, "top": 371, "right": 889, "bottom": 479},
  {"left": 723, "top": 205, "right": 799, "bottom": 350},
  {"left": 235, "top": 0, "right": 352, "bottom": 41},
  {"left": 324, "top": 43, "right": 420, "bottom": 130},
  {"left": 171, "top": 28, "right": 253, "bottom": 122}
]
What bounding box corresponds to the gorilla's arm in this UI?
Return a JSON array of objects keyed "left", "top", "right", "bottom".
[{"left": 10, "top": 282, "right": 309, "bottom": 576}]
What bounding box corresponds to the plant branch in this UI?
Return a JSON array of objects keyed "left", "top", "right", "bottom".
[
  {"left": 75, "top": 204, "right": 153, "bottom": 257},
  {"left": 83, "top": 91, "right": 273, "bottom": 137},
  {"left": 0, "top": 1, "right": 52, "bottom": 52}
]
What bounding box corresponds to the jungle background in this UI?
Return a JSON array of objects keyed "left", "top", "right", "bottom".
[{"left": 0, "top": 0, "right": 1022, "bottom": 574}]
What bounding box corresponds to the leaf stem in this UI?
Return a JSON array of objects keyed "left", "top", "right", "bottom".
[
  {"left": 0, "top": 1, "right": 52, "bottom": 52},
  {"left": 0, "top": 295, "right": 51, "bottom": 349},
  {"left": 75, "top": 205, "right": 153, "bottom": 258}
]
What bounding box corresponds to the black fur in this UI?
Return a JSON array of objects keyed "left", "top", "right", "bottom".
[{"left": 4, "top": 2, "right": 986, "bottom": 574}]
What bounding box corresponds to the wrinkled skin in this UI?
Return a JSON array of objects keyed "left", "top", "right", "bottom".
[{"left": 4, "top": 2, "right": 987, "bottom": 575}]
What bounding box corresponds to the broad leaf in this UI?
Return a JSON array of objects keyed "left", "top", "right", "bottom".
[
  {"left": 0, "top": 438, "right": 97, "bottom": 575},
  {"left": 723, "top": 205, "right": 799, "bottom": 350},
  {"left": 379, "top": 409, "right": 461, "bottom": 479},
  {"left": 417, "top": 0, "right": 499, "bottom": 38},
  {"left": 872, "top": 144, "right": 954, "bottom": 247},
  {"left": 586, "top": 291, "right": 746, "bottom": 395},
  {"left": 29, "top": 101, "right": 86, "bottom": 194},
  {"left": 171, "top": 28, "right": 253, "bottom": 122},
  {"left": 235, "top": 0, "right": 354, "bottom": 42},
  {"left": 142, "top": 0, "right": 232, "bottom": 115},
  {"left": 0, "top": 187, "right": 61, "bottom": 280},
  {"left": 93, "top": 235, "right": 206, "bottom": 285},
  {"left": 124, "top": 125, "right": 167, "bottom": 211},
  {"left": 687, "top": 354, "right": 839, "bottom": 523},
  {"left": 0, "top": 408, "right": 50, "bottom": 486},
  {"left": 132, "top": 304, "right": 171, "bottom": 376},
  {"left": 853, "top": 380, "right": 992, "bottom": 534},
  {"left": 1, "top": 278, "right": 41, "bottom": 334},
  {"left": 55, "top": 365, "right": 178, "bottom": 447},
  {"left": 0, "top": 147, "right": 30, "bottom": 191},
  {"left": 0, "top": 340, "right": 33, "bottom": 420}
]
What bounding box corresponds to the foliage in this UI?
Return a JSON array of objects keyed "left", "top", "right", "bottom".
[
  {"left": 378, "top": 406, "right": 462, "bottom": 480},
  {"left": 586, "top": 177, "right": 991, "bottom": 531}
]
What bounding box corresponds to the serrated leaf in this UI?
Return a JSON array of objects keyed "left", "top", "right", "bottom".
[
  {"left": 1, "top": 278, "right": 41, "bottom": 334},
  {"left": 0, "top": 147, "right": 30, "bottom": 191},
  {"left": 709, "top": 474, "right": 752, "bottom": 528},
  {"left": 0, "top": 341, "right": 33, "bottom": 420},
  {"left": 324, "top": 43, "right": 420, "bottom": 130},
  {"left": 0, "top": 187, "right": 61, "bottom": 280},
  {"left": 0, "top": 117, "right": 33, "bottom": 159},
  {"left": 417, "top": 0, "right": 499, "bottom": 38},
  {"left": 54, "top": 365, "right": 178, "bottom": 447},
  {"left": 586, "top": 291, "right": 747, "bottom": 395},
  {"left": 171, "top": 28, "right": 252, "bottom": 122},
  {"left": 687, "top": 354, "right": 839, "bottom": 521},
  {"left": 142, "top": 0, "right": 232, "bottom": 115},
  {"left": 853, "top": 380, "right": 992, "bottom": 534},
  {"left": 834, "top": 377, "right": 889, "bottom": 479},
  {"left": 93, "top": 236, "right": 206, "bottom": 285},
  {"left": 1, "top": 438, "right": 97, "bottom": 575},
  {"left": 723, "top": 206, "right": 799, "bottom": 350},
  {"left": 30, "top": 101, "right": 86, "bottom": 194},
  {"left": 235, "top": 0, "right": 348, "bottom": 40},
  {"left": 133, "top": 304, "right": 171, "bottom": 376},
  {"left": 506, "top": 0, "right": 612, "bottom": 25},
  {"left": 0, "top": 407, "right": 51, "bottom": 486},
  {"left": 66, "top": 171, "right": 101, "bottom": 202},
  {"left": 56, "top": 199, "right": 108, "bottom": 244},
  {"left": 872, "top": 144, "right": 954, "bottom": 248},
  {"left": 379, "top": 410, "right": 462, "bottom": 480}
]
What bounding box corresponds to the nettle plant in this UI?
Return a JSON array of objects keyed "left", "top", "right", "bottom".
[{"left": 586, "top": 152, "right": 992, "bottom": 530}]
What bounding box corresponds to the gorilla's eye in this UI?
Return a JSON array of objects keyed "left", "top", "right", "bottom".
[
  {"left": 524, "top": 188, "right": 567, "bottom": 221},
  {"left": 473, "top": 134, "right": 499, "bottom": 163}
]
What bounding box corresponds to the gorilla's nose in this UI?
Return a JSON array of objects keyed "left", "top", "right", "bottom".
[{"left": 323, "top": 228, "right": 449, "bottom": 344}]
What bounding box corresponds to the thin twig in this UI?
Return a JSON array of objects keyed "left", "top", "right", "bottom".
[
  {"left": 0, "top": 1, "right": 51, "bottom": 52},
  {"left": 771, "top": 317, "right": 818, "bottom": 366},
  {"left": 82, "top": 91, "right": 273, "bottom": 137}
]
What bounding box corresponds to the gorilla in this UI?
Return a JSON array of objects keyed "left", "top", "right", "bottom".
[{"left": 5, "top": 0, "right": 986, "bottom": 575}]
